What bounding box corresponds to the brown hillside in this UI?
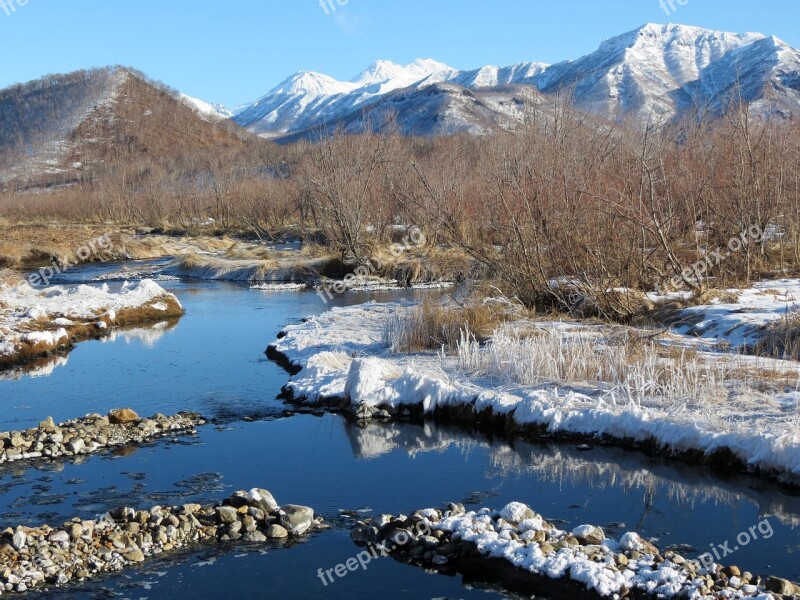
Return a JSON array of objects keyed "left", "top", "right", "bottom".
[{"left": 67, "top": 70, "right": 257, "bottom": 168}]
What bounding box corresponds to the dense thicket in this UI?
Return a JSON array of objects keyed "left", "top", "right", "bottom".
[{"left": 3, "top": 97, "right": 799, "bottom": 315}]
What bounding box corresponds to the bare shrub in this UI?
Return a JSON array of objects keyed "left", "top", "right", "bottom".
[{"left": 755, "top": 309, "right": 800, "bottom": 360}]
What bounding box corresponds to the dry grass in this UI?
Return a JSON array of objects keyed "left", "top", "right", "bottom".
[
  {"left": 373, "top": 246, "right": 477, "bottom": 286},
  {"left": 0, "top": 223, "right": 241, "bottom": 269},
  {"left": 567, "top": 288, "right": 656, "bottom": 321},
  {"left": 755, "top": 309, "right": 800, "bottom": 360},
  {"left": 0, "top": 268, "right": 23, "bottom": 287},
  {"left": 384, "top": 297, "right": 523, "bottom": 352}
]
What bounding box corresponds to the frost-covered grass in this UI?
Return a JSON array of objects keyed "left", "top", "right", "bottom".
[{"left": 457, "top": 323, "right": 730, "bottom": 405}]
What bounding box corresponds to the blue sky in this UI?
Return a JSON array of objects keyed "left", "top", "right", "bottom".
[{"left": 1, "top": 0, "right": 798, "bottom": 107}]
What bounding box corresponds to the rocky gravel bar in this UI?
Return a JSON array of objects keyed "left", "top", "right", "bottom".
[
  {"left": 351, "top": 502, "right": 800, "bottom": 600},
  {"left": 0, "top": 489, "right": 319, "bottom": 594},
  {"left": 0, "top": 409, "right": 205, "bottom": 465}
]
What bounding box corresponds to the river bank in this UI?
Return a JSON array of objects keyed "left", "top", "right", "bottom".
[
  {"left": 267, "top": 299, "right": 800, "bottom": 484},
  {"left": 0, "top": 276, "right": 183, "bottom": 369}
]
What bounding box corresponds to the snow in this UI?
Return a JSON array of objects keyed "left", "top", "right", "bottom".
[
  {"left": 619, "top": 532, "right": 649, "bottom": 553},
  {"left": 251, "top": 283, "right": 308, "bottom": 292},
  {"left": 235, "top": 23, "right": 800, "bottom": 138},
  {"left": 416, "top": 502, "right": 776, "bottom": 599},
  {"left": 657, "top": 279, "right": 800, "bottom": 349},
  {"left": 0, "top": 278, "right": 180, "bottom": 361},
  {"left": 270, "top": 296, "right": 800, "bottom": 479},
  {"left": 179, "top": 93, "right": 233, "bottom": 121}
]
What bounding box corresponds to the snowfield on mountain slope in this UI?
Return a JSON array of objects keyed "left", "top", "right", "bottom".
[
  {"left": 270, "top": 290, "right": 800, "bottom": 480},
  {"left": 0, "top": 278, "right": 182, "bottom": 366}
]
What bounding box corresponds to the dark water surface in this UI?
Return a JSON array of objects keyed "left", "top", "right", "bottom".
[{"left": 2, "top": 262, "right": 799, "bottom": 599}]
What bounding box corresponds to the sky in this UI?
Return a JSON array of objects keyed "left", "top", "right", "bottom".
[{"left": 1, "top": 0, "right": 799, "bottom": 108}]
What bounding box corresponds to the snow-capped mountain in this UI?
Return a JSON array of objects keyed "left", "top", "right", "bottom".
[
  {"left": 443, "top": 62, "right": 549, "bottom": 89},
  {"left": 235, "top": 23, "right": 800, "bottom": 139},
  {"left": 234, "top": 59, "right": 457, "bottom": 137},
  {"left": 179, "top": 94, "right": 233, "bottom": 121},
  {"left": 278, "top": 83, "right": 545, "bottom": 141},
  {"left": 536, "top": 23, "right": 800, "bottom": 121}
]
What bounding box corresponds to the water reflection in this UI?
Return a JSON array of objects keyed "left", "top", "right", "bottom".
[{"left": 345, "top": 418, "right": 800, "bottom": 529}]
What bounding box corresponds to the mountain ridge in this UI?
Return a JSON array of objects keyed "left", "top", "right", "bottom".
[{"left": 229, "top": 22, "right": 800, "bottom": 138}]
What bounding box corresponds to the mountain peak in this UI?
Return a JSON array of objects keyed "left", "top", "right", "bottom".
[
  {"left": 351, "top": 58, "right": 455, "bottom": 86},
  {"left": 596, "top": 22, "right": 765, "bottom": 54},
  {"left": 270, "top": 70, "right": 355, "bottom": 96}
]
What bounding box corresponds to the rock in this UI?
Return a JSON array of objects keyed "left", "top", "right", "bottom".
[
  {"left": 386, "top": 528, "right": 413, "bottom": 546},
  {"left": 351, "top": 526, "right": 369, "bottom": 543},
  {"left": 244, "top": 531, "right": 267, "bottom": 543},
  {"left": 279, "top": 505, "right": 314, "bottom": 535},
  {"left": 766, "top": 577, "right": 797, "bottom": 596},
  {"left": 216, "top": 506, "right": 239, "bottom": 524},
  {"left": 438, "top": 542, "right": 457, "bottom": 556},
  {"left": 447, "top": 503, "right": 466, "bottom": 516},
  {"left": 68, "top": 523, "right": 83, "bottom": 541},
  {"left": 47, "top": 530, "right": 70, "bottom": 544},
  {"left": 247, "top": 489, "right": 279, "bottom": 513},
  {"left": 108, "top": 409, "right": 140, "bottom": 425},
  {"left": 66, "top": 438, "right": 85, "bottom": 454},
  {"left": 127, "top": 549, "right": 145, "bottom": 562},
  {"left": 39, "top": 417, "right": 56, "bottom": 430},
  {"left": 247, "top": 507, "right": 266, "bottom": 522},
  {"left": 242, "top": 515, "right": 257, "bottom": 533},
  {"left": 573, "top": 525, "right": 605, "bottom": 545},
  {"left": 181, "top": 503, "right": 202, "bottom": 515},
  {"left": 266, "top": 524, "right": 289, "bottom": 539},
  {"left": 9, "top": 434, "right": 24, "bottom": 448},
  {"left": 11, "top": 531, "right": 26, "bottom": 550},
  {"left": 722, "top": 566, "right": 741, "bottom": 578},
  {"left": 370, "top": 514, "right": 393, "bottom": 529}
]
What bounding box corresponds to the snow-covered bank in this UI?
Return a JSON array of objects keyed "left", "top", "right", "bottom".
[
  {"left": 0, "top": 278, "right": 183, "bottom": 368},
  {"left": 268, "top": 301, "right": 800, "bottom": 482},
  {"left": 355, "top": 502, "right": 796, "bottom": 599}
]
